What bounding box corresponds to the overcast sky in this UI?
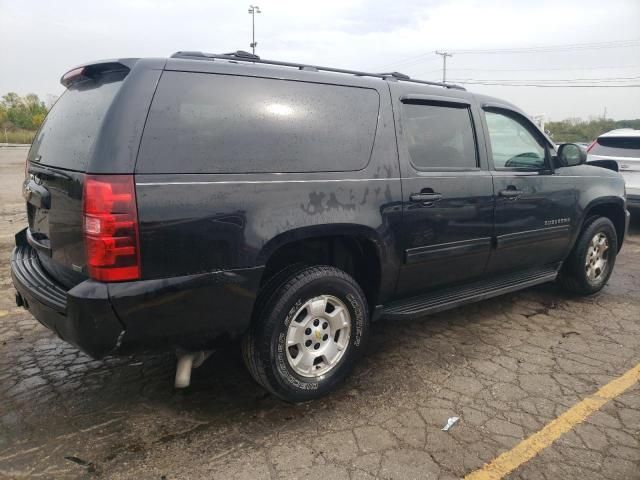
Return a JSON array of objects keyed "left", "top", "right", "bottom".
[{"left": 1, "top": 0, "right": 639, "bottom": 120}]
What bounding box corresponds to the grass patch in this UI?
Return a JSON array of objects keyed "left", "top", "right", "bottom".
[{"left": 1, "top": 128, "right": 35, "bottom": 144}]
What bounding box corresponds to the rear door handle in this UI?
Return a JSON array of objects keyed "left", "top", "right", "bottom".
[
  {"left": 499, "top": 188, "right": 523, "bottom": 199},
  {"left": 410, "top": 192, "right": 443, "bottom": 203}
]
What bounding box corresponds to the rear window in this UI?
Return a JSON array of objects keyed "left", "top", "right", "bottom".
[
  {"left": 28, "top": 71, "right": 126, "bottom": 171},
  {"left": 591, "top": 136, "right": 640, "bottom": 158},
  {"left": 136, "top": 71, "right": 380, "bottom": 173}
]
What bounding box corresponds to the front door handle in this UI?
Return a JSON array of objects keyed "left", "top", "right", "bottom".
[
  {"left": 499, "top": 188, "right": 523, "bottom": 199},
  {"left": 410, "top": 192, "right": 443, "bottom": 203}
]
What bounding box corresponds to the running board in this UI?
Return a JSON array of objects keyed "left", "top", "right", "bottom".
[{"left": 381, "top": 266, "right": 559, "bottom": 320}]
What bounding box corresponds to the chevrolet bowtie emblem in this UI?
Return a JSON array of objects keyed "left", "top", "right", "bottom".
[{"left": 315, "top": 330, "right": 322, "bottom": 340}]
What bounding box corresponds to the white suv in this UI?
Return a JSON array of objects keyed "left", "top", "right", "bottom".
[{"left": 588, "top": 129, "right": 640, "bottom": 210}]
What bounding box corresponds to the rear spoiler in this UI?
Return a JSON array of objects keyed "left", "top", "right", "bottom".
[{"left": 60, "top": 59, "right": 139, "bottom": 87}]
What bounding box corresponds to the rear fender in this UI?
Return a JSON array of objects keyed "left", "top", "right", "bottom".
[{"left": 257, "top": 224, "right": 398, "bottom": 302}]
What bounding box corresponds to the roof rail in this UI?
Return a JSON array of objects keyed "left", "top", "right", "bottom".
[{"left": 170, "top": 50, "right": 466, "bottom": 91}]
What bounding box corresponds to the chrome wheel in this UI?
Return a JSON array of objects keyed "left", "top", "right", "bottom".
[
  {"left": 285, "top": 295, "right": 351, "bottom": 378},
  {"left": 585, "top": 232, "right": 609, "bottom": 283}
]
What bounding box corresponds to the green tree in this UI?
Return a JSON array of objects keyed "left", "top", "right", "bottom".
[
  {"left": 32, "top": 112, "right": 46, "bottom": 128},
  {"left": 23, "top": 94, "right": 47, "bottom": 129},
  {"left": 1, "top": 92, "right": 21, "bottom": 109},
  {"left": 1, "top": 92, "right": 48, "bottom": 129}
]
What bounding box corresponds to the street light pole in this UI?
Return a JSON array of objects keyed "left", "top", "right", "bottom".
[
  {"left": 435, "top": 51, "right": 452, "bottom": 83},
  {"left": 248, "top": 5, "right": 261, "bottom": 55}
]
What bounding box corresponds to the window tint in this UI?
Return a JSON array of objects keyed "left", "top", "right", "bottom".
[
  {"left": 401, "top": 103, "right": 477, "bottom": 169},
  {"left": 137, "top": 72, "right": 380, "bottom": 173},
  {"left": 590, "top": 136, "right": 640, "bottom": 158},
  {"left": 28, "top": 71, "right": 126, "bottom": 171},
  {"left": 484, "top": 111, "right": 546, "bottom": 169}
]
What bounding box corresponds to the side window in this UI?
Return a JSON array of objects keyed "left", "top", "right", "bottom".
[
  {"left": 137, "top": 72, "right": 380, "bottom": 174},
  {"left": 484, "top": 110, "right": 546, "bottom": 170},
  {"left": 401, "top": 102, "right": 478, "bottom": 169}
]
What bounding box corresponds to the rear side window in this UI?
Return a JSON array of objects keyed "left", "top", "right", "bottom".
[
  {"left": 28, "top": 71, "right": 126, "bottom": 171},
  {"left": 137, "top": 72, "right": 380, "bottom": 173},
  {"left": 591, "top": 136, "right": 640, "bottom": 158},
  {"left": 401, "top": 103, "right": 477, "bottom": 169}
]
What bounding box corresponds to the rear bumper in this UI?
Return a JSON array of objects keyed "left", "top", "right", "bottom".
[
  {"left": 11, "top": 237, "right": 123, "bottom": 358},
  {"left": 10, "top": 229, "right": 263, "bottom": 358}
]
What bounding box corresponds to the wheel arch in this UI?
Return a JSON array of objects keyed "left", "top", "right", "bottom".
[
  {"left": 579, "top": 197, "right": 626, "bottom": 251},
  {"left": 256, "top": 224, "right": 390, "bottom": 308}
]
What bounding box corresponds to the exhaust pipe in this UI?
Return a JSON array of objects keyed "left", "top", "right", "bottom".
[{"left": 174, "top": 349, "right": 213, "bottom": 388}]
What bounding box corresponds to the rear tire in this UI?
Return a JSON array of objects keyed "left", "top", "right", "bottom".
[
  {"left": 558, "top": 216, "right": 617, "bottom": 295},
  {"left": 242, "top": 265, "right": 369, "bottom": 402}
]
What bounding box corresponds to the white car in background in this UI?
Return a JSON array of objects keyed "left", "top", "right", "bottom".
[{"left": 588, "top": 129, "right": 640, "bottom": 210}]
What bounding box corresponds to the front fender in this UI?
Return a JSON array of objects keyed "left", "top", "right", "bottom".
[{"left": 571, "top": 196, "right": 627, "bottom": 251}]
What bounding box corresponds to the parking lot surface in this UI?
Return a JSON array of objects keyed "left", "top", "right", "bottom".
[{"left": 1, "top": 146, "right": 639, "bottom": 479}]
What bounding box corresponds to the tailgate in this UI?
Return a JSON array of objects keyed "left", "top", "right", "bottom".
[{"left": 25, "top": 67, "right": 129, "bottom": 288}]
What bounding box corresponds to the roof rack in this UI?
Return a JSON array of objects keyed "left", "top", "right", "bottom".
[{"left": 170, "top": 50, "right": 466, "bottom": 91}]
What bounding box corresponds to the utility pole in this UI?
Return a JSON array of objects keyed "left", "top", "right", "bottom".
[
  {"left": 435, "top": 51, "right": 452, "bottom": 83},
  {"left": 248, "top": 5, "right": 261, "bottom": 55}
]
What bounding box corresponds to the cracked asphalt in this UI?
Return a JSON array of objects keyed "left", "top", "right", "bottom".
[{"left": 1, "top": 146, "right": 639, "bottom": 480}]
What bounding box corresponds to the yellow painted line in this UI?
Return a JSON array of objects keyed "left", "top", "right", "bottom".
[{"left": 465, "top": 363, "right": 640, "bottom": 480}]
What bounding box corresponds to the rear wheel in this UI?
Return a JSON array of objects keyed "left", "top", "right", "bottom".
[
  {"left": 242, "top": 265, "right": 369, "bottom": 402},
  {"left": 558, "top": 216, "right": 617, "bottom": 295}
]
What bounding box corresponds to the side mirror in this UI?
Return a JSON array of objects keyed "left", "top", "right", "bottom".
[{"left": 558, "top": 143, "right": 587, "bottom": 167}]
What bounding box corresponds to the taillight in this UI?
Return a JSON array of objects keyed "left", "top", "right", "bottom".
[{"left": 83, "top": 175, "right": 141, "bottom": 282}]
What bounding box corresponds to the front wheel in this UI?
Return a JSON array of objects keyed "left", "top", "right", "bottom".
[
  {"left": 242, "top": 265, "right": 369, "bottom": 402},
  {"left": 558, "top": 216, "right": 617, "bottom": 295}
]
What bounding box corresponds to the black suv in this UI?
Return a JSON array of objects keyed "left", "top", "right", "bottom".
[{"left": 11, "top": 51, "right": 630, "bottom": 402}]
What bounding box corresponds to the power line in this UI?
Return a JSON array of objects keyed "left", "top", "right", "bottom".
[
  {"left": 452, "top": 81, "right": 640, "bottom": 88},
  {"left": 440, "top": 64, "right": 640, "bottom": 73},
  {"left": 449, "top": 76, "right": 640, "bottom": 83},
  {"left": 414, "top": 66, "right": 640, "bottom": 78},
  {"left": 451, "top": 39, "right": 640, "bottom": 54},
  {"left": 372, "top": 39, "right": 640, "bottom": 70},
  {"left": 372, "top": 54, "right": 439, "bottom": 71}
]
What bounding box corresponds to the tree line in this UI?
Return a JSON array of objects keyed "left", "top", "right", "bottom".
[{"left": 546, "top": 118, "right": 640, "bottom": 143}]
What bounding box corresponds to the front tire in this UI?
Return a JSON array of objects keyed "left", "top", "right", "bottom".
[
  {"left": 242, "top": 265, "right": 369, "bottom": 402},
  {"left": 558, "top": 216, "right": 617, "bottom": 295}
]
